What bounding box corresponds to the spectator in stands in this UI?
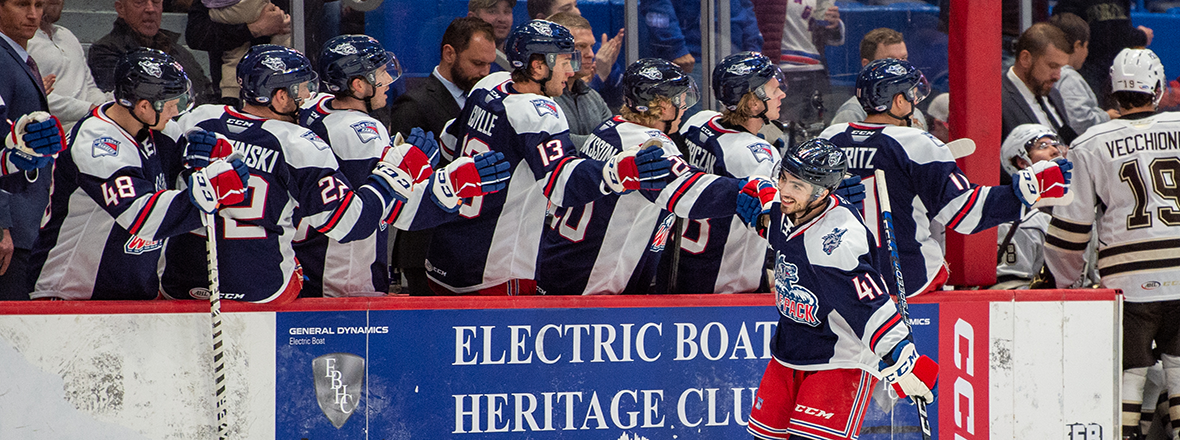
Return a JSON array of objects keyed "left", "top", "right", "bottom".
[
  {"left": 925, "top": 92, "right": 950, "bottom": 143},
  {"left": 1050, "top": 12, "right": 1118, "bottom": 135},
  {"left": 547, "top": 12, "right": 611, "bottom": 149},
  {"left": 202, "top": 0, "right": 291, "bottom": 103},
  {"left": 0, "top": 0, "right": 67, "bottom": 300},
  {"left": 468, "top": 0, "right": 515, "bottom": 71},
  {"left": 527, "top": 0, "right": 578, "bottom": 19},
  {"left": 830, "top": 28, "right": 925, "bottom": 129},
  {"left": 184, "top": 0, "right": 289, "bottom": 105},
  {"left": 28, "top": 0, "right": 112, "bottom": 131},
  {"left": 752, "top": 0, "right": 843, "bottom": 125},
  {"left": 88, "top": 0, "right": 216, "bottom": 105},
  {"left": 387, "top": 17, "right": 496, "bottom": 296},
  {"left": 1001, "top": 23, "right": 1077, "bottom": 155},
  {"left": 1053, "top": 0, "right": 1152, "bottom": 110}
]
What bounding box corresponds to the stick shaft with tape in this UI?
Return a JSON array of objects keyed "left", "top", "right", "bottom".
[{"left": 204, "top": 212, "right": 228, "bottom": 439}]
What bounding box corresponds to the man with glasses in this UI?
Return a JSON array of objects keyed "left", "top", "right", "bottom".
[
  {"left": 993, "top": 123, "right": 1069, "bottom": 290},
  {"left": 28, "top": 49, "right": 248, "bottom": 300}
]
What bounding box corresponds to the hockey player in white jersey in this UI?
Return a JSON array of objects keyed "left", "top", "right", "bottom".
[
  {"left": 426, "top": 20, "right": 672, "bottom": 295},
  {"left": 822, "top": 58, "right": 1074, "bottom": 296},
  {"left": 29, "top": 49, "right": 248, "bottom": 300},
  {"left": 737, "top": 139, "right": 937, "bottom": 440},
  {"left": 1044, "top": 48, "right": 1180, "bottom": 440},
  {"left": 993, "top": 123, "right": 1066, "bottom": 289}
]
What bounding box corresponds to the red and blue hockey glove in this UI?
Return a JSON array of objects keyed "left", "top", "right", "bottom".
[
  {"left": 430, "top": 151, "right": 511, "bottom": 212},
  {"left": 4, "top": 112, "right": 66, "bottom": 171},
  {"left": 603, "top": 140, "right": 671, "bottom": 193},
  {"left": 737, "top": 177, "right": 776, "bottom": 230},
  {"left": 368, "top": 162, "right": 415, "bottom": 206},
  {"left": 879, "top": 339, "right": 938, "bottom": 403},
  {"left": 183, "top": 129, "right": 235, "bottom": 170},
  {"left": 1013, "top": 157, "right": 1072, "bottom": 208},
  {"left": 834, "top": 174, "right": 865, "bottom": 213},
  {"left": 188, "top": 153, "right": 250, "bottom": 213},
  {"left": 381, "top": 127, "right": 440, "bottom": 183}
]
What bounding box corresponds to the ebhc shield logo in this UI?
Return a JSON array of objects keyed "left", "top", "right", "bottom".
[{"left": 312, "top": 353, "right": 365, "bottom": 428}]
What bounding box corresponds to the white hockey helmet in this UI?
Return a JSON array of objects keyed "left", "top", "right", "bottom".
[
  {"left": 1001, "top": 123, "right": 1057, "bottom": 176},
  {"left": 1110, "top": 48, "right": 1165, "bottom": 107}
]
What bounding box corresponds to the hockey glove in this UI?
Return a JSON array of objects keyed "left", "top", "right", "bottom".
[
  {"left": 603, "top": 140, "right": 670, "bottom": 193},
  {"left": 183, "top": 129, "right": 235, "bottom": 169},
  {"left": 1013, "top": 157, "right": 1072, "bottom": 208},
  {"left": 737, "top": 177, "right": 776, "bottom": 230},
  {"left": 4, "top": 112, "right": 66, "bottom": 171},
  {"left": 368, "top": 162, "right": 415, "bottom": 206},
  {"left": 430, "top": 151, "right": 511, "bottom": 212},
  {"left": 188, "top": 153, "right": 250, "bottom": 214},
  {"left": 381, "top": 128, "right": 440, "bottom": 183},
  {"left": 879, "top": 339, "right": 938, "bottom": 403},
  {"left": 834, "top": 174, "right": 865, "bottom": 213}
]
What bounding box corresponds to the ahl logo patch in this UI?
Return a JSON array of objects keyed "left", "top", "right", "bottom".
[
  {"left": 350, "top": 121, "right": 380, "bottom": 143},
  {"left": 92, "top": 136, "right": 120, "bottom": 158},
  {"left": 649, "top": 213, "right": 676, "bottom": 252},
  {"left": 531, "top": 99, "right": 559, "bottom": 118},
  {"left": 775, "top": 254, "right": 821, "bottom": 327},
  {"left": 313, "top": 353, "right": 365, "bottom": 429},
  {"left": 822, "top": 228, "right": 846, "bottom": 255},
  {"left": 124, "top": 235, "right": 163, "bottom": 255}
]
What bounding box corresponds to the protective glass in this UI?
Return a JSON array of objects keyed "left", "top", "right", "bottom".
[
  {"left": 288, "top": 75, "right": 320, "bottom": 105},
  {"left": 672, "top": 81, "right": 701, "bottom": 110},
  {"left": 905, "top": 74, "right": 932, "bottom": 105},
  {"left": 380, "top": 52, "right": 403, "bottom": 86},
  {"left": 154, "top": 80, "right": 193, "bottom": 114},
  {"left": 546, "top": 51, "right": 582, "bottom": 73}
]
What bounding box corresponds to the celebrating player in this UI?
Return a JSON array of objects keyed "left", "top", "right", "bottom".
[
  {"left": 28, "top": 49, "right": 248, "bottom": 300},
  {"left": 425, "top": 20, "right": 671, "bottom": 295},
  {"left": 535, "top": 58, "right": 753, "bottom": 295},
  {"left": 1044, "top": 48, "right": 1180, "bottom": 440},
  {"left": 159, "top": 45, "right": 417, "bottom": 304},
  {"left": 670, "top": 51, "right": 784, "bottom": 293},
  {"left": 822, "top": 58, "right": 1073, "bottom": 296},
  {"left": 738, "top": 139, "right": 937, "bottom": 440}
]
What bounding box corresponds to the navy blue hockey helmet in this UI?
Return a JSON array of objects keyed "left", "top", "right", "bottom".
[
  {"left": 622, "top": 58, "right": 700, "bottom": 112},
  {"left": 115, "top": 48, "right": 192, "bottom": 112},
  {"left": 237, "top": 44, "right": 319, "bottom": 105},
  {"left": 713, "top": 51, "right": 784, "bottom": 111},
  {"left": 779, "top": 138, "right": 848, "bottom": 192},
  {"left": 855, "top": 58, "right": 930, "bottom": 114},
  {"left": 318, "top": 34, "right": 401, "bottom": 94},
  {"left": 505, "top": 20, "right": 581, "bottom": 72}
]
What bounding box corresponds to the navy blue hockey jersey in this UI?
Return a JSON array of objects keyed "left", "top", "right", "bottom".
[
  {"left": 821, "top": 122, "right": 1024, "bottom": 296},
  {"left": 30, "top": 105, "right": 202, "bottom": 300}
]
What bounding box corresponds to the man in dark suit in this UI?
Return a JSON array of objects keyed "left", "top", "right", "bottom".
[
  {"left": 1002, "top": 23, "right": 1078, "bottom": 148},
  {"left": 388, "top": 17, "right": 496, "bottom": 296},
  {"left": 0, "top": 0, "right": 66, "bottom": 299}
]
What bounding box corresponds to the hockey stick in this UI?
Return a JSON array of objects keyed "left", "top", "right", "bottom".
[
  {"left": 945, "top": 138, "right": 976, "bottom": 159},
  {"left": 873, "top": 169, "right": 932, "bottom": 440},
  {"left": 203, "top": 210, "right": 228, "bottom": 439}
]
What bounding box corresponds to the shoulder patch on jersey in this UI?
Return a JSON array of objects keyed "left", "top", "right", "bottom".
[
  {"left": 822, "top": 227, "right": 846, "bottom": 255},
  {"left": 92, "top": 136, "right": 120, "bottom": 158},
  {"left": 775, "top": 254, "right": 821, "bottom": 327},
  {"left": 649, "top": 213, "right": 676, "bottom": 252},
  {"left": 350, "top": 121, "right": 380, "bottom": 144},
  {"left": 531, "top": 99, "right": 559, "bottom": 118},
  {"left": 125, "top": 235, "right": 163, "bottom": 255},
  {"left": 302, "top": 130, "right": 329, "bottom": 150},
  {"left": 747, "top": 142, "right": 774, "bottom": 163}
]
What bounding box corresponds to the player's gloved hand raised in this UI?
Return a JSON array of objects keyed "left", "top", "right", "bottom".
[
  {"left": 188, "top": 153, "right": 250, "bottom": 214},
  {"left": 1012, "top": 157, "right": 1072, "bottom": 208},
  {"left": 737, "top": 177, "right": 776, "bottom": 230},
  {"left": 879, "top": 339, "right": 938, "bottom": 403},
  {"left": 431, "top": 151, "right": 511, "bottom": 212},
  {"left": 5, "top": 112, "right": 66, "bottom": 171},
  {"left": 603, "top": 139, "right": 670, "bottom": 193},
  {"left": 381, "top": 127, "right": 440, "bottom": 183},
  {"left": 183, "top": 129, "right": 235, "bottom": 169},
  {"left": 834, "top": 174, "right": 865, "bottom": 213}
]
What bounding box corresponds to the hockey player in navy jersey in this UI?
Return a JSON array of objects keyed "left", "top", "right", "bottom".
[
  {"left": 29, "top": 49, "right": 249, "bottom": 300},
  {"left": 670, "top": 52, "right": 785, "bottom": 293},
  {"left": 426, "top": 20, "right": 672, "bottom": 295},
  {"left": 821, "top": 58, "right": 1074, "bottom": 296},
  {"left": 160, "top": 45, "right": 421, "bottom": 304},
  {"left": 535, "top": 57, "right": 758, "bottom": 295},
  {"left": 737, "top": 139, "right": 937, "bottom": 440},
  {"left": 1044, "top": 48, "right": 1180, "bottom": 440}
]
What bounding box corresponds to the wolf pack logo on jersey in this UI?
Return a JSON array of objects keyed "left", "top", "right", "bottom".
[
  {"left": 329, "top": 42, "right": 358, "bottom": 56},
  {"left": 302, "top": 130, "right": 329, "bottom": 150},
  {"left": 138, "top": 60, "right": 163, "bottom": 78},
  {"left": 649, "top": 213, "right": 676, "bottom": 252},
  {"left": 261, "top": 56, "right": 287, "bottom": 72},
  {"left": 124, "top": 235, "right": 163, "bottom": 255},
  {"left": 92, "top": 137, "right": 120, "bottom": 158},
  {"left": 775, "top": 254, "right": 821, "bottom": 327},
  {"left": 313, "top": 353, "right": 365, "bottom": 429},
  {"left": 531, "top": 99, "right": 559, "bottom": 118},
  {"left": 350, "top": 121, "right": 380, "bottom": 143},
  {"left": 746, "top": 142, "right": 774, "bottom": 163},
  {"left": 822, "top": 228, "right": 846, "bottom": 255}
]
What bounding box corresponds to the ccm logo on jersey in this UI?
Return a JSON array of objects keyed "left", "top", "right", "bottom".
[{"left": 124, "top": 235, "right": 163, "bottom": 255}]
